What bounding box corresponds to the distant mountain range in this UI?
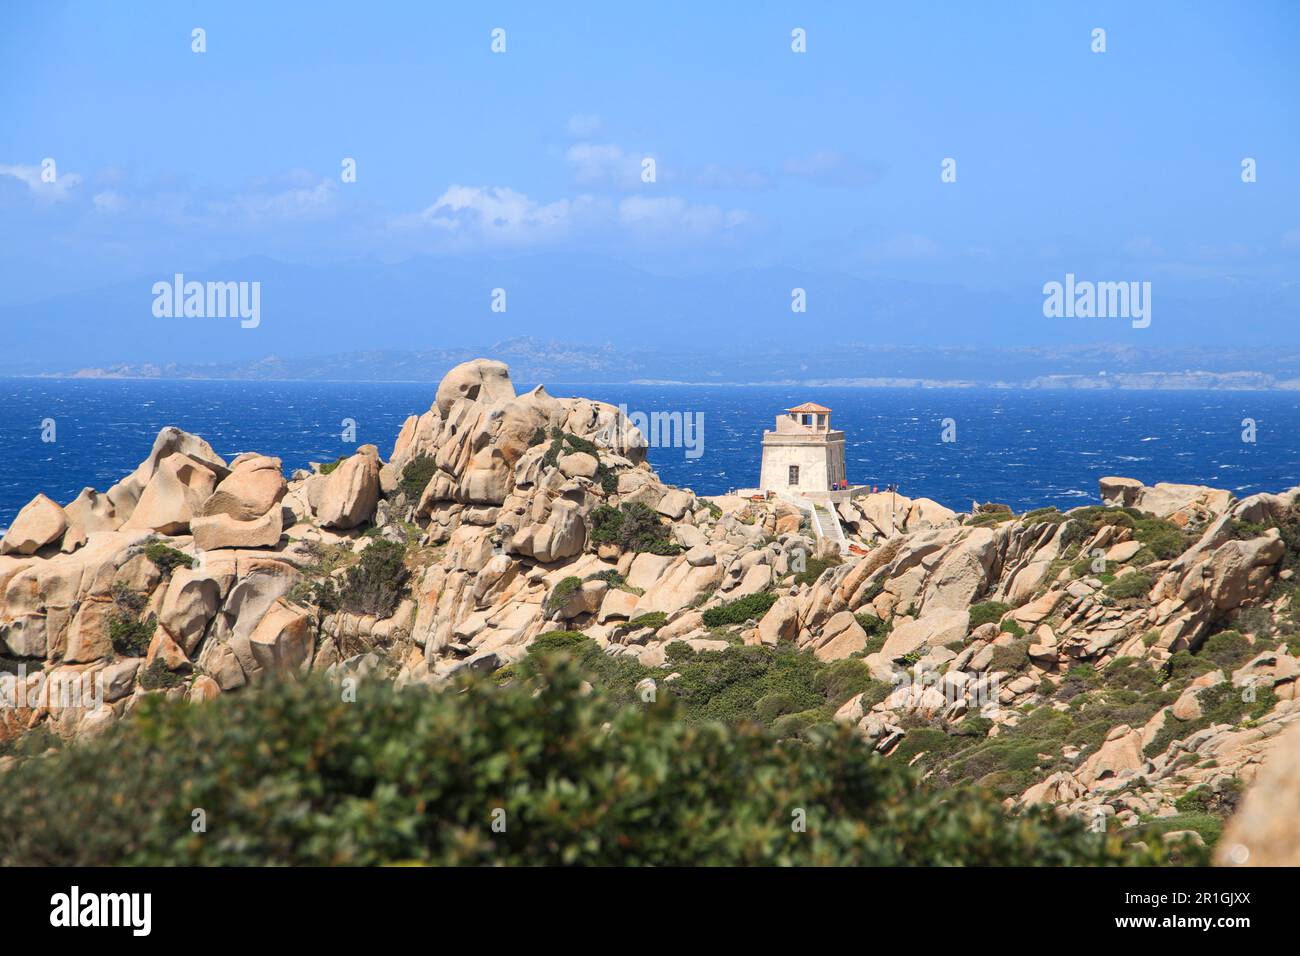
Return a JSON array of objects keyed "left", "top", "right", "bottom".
[
  {"left": 3, "top": 253, "right": 1299, "bottom": 379},
  {"left": 26, "top": 337, "right": 1300, "bottom": 390}
]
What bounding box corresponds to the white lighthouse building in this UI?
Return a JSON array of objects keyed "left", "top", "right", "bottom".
[{"left": 758, "top": 402, "right": 847, "bottom": 495}]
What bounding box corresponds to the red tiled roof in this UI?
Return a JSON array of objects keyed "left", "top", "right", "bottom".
[{"left": 786, "top": 402, "right": 832, "bottom": 414}]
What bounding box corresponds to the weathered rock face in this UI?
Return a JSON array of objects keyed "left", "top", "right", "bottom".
[
  {"left": 61, "top": 488, "right": 117, "bottom": 552},
  {"left": 1100, "top": 476, "right": 1234, "bottom": 523},
  {"left": 434, "top": 358, "right": 516, "bottom": 417},
  {"left": 201, "top": 455, "right": 286, "bottom": 522},
  {"left": 106, "top": 426, "right": 229, "bottom": 525},
  {"left": 1217, "top": 719, "right": 1300, "bottom": 866},
  {"left": 0, "top": 494, "right": 68, "bottom": 555},
  {"left": 317, "top": 446, "right": 381, "bottom": 530},
  {"left": 121, "top": 453, "right": 219, "bottom": 535}
]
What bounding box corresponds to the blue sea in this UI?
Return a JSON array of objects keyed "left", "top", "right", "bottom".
[{"left": 2, "top": 378, "right": 1299, "bottom": 527}]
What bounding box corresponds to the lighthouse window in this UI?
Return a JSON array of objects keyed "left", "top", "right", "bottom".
[{"left": 788, "top": 465, "right": 799, "bottom": 485}]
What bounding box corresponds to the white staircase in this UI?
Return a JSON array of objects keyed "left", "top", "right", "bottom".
[{"left": 776, "top": 491, "right": 847, "bottom": 556}]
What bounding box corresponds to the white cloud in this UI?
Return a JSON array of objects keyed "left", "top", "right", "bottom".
[
  {"left": 0, "top": 163, "right": 83, "bottom": 201},
  {"left": 618, "top": 196, "right": 749, "bottom": 236},
  {"left": 565, "top": 143, "right": 644, "bottom": 187},
  {"left": 207, "top": 178, "right": 337, "bottom": 223},
  {"left": 399, "top": 185, "right": 594, "bottom": 246}
]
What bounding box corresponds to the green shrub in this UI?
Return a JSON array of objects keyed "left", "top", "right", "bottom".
[
  {"left": 526, "top": 631, "right": 590, "bottom": 656},
  {"left": 622, "top": 611, "right": 668, "bottom": 633},
  {"left": 588, "top": 505, "right": 624, "bottom": 546},
  {"left": 317, "top": 456, "right": 346, "bottom": 476},
  {"left": 0, "top": 657, "right": 1186, "bottom": 865},
  {"left": 1102, "top": 657, "right": 1162, "bottom": 693},
  {"left": 143, "top": 541, "right": 193, "bottom": 576},
  {"left": 969, "top": 601, "right": 1012, "bottom": 632},
  {"left": 1105, "top": 573, "right": 1154, "bottom": 601},
  {"left": 399, "top": 455, "right": 437, "bottom": 502},
  {"left": 138, "top": 657, "right": 185, "bottom": 691},
  {"left": 108, "top": 612, "right": 155, "bottom": 657},
  {"left": 1198, "top": 630, "right": 1255, "bottom": 671},
  {"left": 589, "top": 502, "right": 678, "bottom": 555},
  {"left": 106, "top": 583, "right": 155, "bottom": 656},
  {"left": 1228, "top": 520, "right": 1270, "bottom": 541},
  {"left": 794, "top": 555, "right": 842, "bottom": 587},
  {"left": 702, "top": 591, "right": 778, "bottom": 627},
  {"left": 754, "top": 691, "right": 801, "bottom": 723},
  {"left": 543, "top": 576, "right": 583, "bottom": 616},
  {"left": 1000, "top": 619, "right": 1026, "bottom": 639},
  {"left": 664, "top": 640, "right": 695, "bottom": 662},
  {"left": 988, "top": 639, "right": 1031, "bottom": 673},
  {"left": 854, "top": 611, "right": 888, "bottom": 638},
  {"left": 337, "top": 539, "right": 410, "bottom": 619},
  {"left": 1022, "top": 507, "right": 1064, "bottom": 527}
]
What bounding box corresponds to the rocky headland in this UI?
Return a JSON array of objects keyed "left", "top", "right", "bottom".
[{"left": 3, "top": 358, "right": 1300, "bottom": 865}]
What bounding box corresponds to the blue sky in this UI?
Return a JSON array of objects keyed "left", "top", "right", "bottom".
[{"left": 0, "top": 1, "right": 1296, "bottom": 351}]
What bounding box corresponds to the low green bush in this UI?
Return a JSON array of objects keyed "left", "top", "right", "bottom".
[
  {"left": 106, "top": 583, "right": 154, "bottom": 656},
  {"left": 588, "top": 502, "right": 679, "bottom": 555},
  {"left": 329, "top": 539, "right": 411, "bottom": 619},
  {"left": 1198, "top": 630, "right": 1255, "bottom": 671},
  {"left": 143, "top": 541, "right": 193, "bottom": 576},
  {"left": 399, "top": 455, "right": 437, "bottom": 502},
  {"left": 701, "top": 591, "right": 778, "bottom": 627},
  {"left": 543, "top": 576, "right": 583, "bottom": 616},
  {"left": 793, "top": 555, "right": 842, "bottom": 587},
  {"left": 969, "top": 601, "right": 1012, "bottom": 632},
  {"left": 138, "top": 657, "right": 185, "bottom": 691},
  {"left": 0, "top": 658, "right": 1185, "bottom": 865},
  {"left": 1105, "top": 572, "right": 1154, "bottom": 601}
]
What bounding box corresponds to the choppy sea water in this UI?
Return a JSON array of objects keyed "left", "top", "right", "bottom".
[{"left": 2, "top": 378, "right": 1299, "bottom": 527}]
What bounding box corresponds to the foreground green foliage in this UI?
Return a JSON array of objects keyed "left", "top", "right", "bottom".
[{"left": 0, "top": 658, "right": 1186, "bottom": 866}]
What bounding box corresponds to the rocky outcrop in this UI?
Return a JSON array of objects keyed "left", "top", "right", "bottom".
[{"left": 5, "top": 359, "right": 1300, "bottom": 862}]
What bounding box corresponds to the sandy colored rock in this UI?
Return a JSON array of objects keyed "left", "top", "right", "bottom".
[
  {"left": 1216, "top": 720, "right": 1300, "bottom": 866},
  {"left": 435, "top": 358, "right": 516, "bottom": 417},
  {"left": 191, "top": 508, "right": 283, "bottom": 551},
  {"left": 880, "top": 608, "right": 970, "bottom": 661},
  {"left": 158, "top": 569, "right": 221, "bottom": 654},
  {"left": 812, "top": 610, "right": 868, "bottom": 661},
  {"left": 558, "top": 452, "right": 599, "bottom": 480},
  {"left": 247, "top": 601, "right": 314, "bottom": 677},
  {"left": 121, "top": 453, "right": 218, "bottom": 534},
  {"left": 0, "top": 494, "right": 68, "bottom": 556},
  {"left": 317, "top": 446, "right": 381, "bottom": 530},
  {"left": 200, "top": 455, "right": 286, "bottom": 521}
]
